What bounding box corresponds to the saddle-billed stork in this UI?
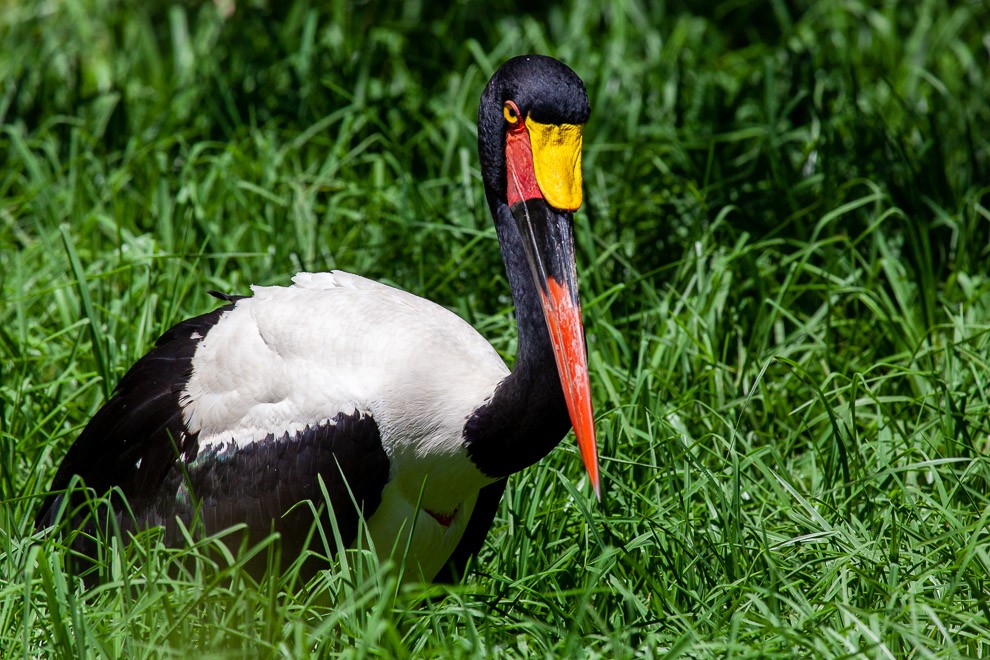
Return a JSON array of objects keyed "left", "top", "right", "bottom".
[{"left": 36, "top": 54, "right": 599, "bottom": 583}]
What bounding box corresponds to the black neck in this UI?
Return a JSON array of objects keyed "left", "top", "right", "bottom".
[{"left": 462, "top": 199, "right": 571, "bottom": 478}]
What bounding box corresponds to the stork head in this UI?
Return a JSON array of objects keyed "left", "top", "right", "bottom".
[
  {"left": 478, "top": 55, "right": 590, "bottom": 211},
  {"left": 477, "top": 56, "right": 599, "bottom": 498}
]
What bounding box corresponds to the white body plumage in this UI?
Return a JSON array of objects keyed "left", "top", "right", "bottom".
[{"left": 181, "top": 271, "right": 508, "bottom": 579}]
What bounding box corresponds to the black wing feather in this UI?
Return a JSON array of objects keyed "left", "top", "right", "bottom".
[
  {"left": 35, "top": 304, "right": 231, "bottom": 529},
  {"left": 36, "top": 299, "right": 391, "bottom": 583},
  {"left": 157, "top": 413, "right": 389, "bottom": 579}
]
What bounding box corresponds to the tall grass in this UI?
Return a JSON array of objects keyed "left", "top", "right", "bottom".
[{"left": 2, "top": 0, "right": 989, "bottom": 655}]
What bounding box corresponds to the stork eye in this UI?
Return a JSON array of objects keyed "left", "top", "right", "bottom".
[{"left": 503, "top": 101, "right": 521, "bottom": 125}]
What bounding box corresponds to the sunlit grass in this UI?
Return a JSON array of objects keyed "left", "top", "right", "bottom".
[{"left": 2, "top": 0, "right": 989, "bottom": 655}]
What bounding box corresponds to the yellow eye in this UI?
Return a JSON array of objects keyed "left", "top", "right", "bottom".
[{"left": 503, "top": 101, "right": 520, "bottom": 124}]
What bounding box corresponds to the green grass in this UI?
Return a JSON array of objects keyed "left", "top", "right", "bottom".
[{"left": 3, "top": 0, "right": 990, "bottom": 655}]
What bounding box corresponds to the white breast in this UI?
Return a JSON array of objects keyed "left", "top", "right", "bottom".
[{"left": 365, "top": 486, "right": 480, "bottom": 581}]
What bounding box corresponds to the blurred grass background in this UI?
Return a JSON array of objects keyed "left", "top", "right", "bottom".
[{"left": 2, "top": 0, "right": 989, "bottom": 655}]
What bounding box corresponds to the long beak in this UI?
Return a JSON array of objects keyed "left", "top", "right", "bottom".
[{"left": 509, "top": 199, "right": 600, "bottom": 499}]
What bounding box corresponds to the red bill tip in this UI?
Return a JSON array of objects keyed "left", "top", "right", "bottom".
[{"left": 540, "top": 276, "right": 600, "bottom": 499}]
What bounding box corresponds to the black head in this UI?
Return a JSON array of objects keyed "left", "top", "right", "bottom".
[{"left": 478, "top": 55, "right": 590, "bottom": 208}]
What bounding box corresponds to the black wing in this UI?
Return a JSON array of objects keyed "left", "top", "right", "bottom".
[
  {"left": 35, "top": 304, "right": 233, "bottom": 530},
  {"left": 36, "top": 300, "right": 390, "bottom": 582},
  {"left": 154, "top": 412, "right": 390, "bottom": 579}
]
